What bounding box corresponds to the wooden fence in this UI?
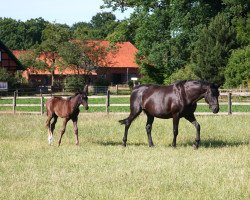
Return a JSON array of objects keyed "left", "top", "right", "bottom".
[{"left": 0, "top": 91, "right": 250, "bottom": 115}]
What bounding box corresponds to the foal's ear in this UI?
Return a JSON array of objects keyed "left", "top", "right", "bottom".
[{"left": 83, "top": 85, "right": 88, "bottom": 95}]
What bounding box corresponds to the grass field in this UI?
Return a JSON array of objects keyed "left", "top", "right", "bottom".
[{"left": 0, "top": 114, "right": 249, "bottom": 200}]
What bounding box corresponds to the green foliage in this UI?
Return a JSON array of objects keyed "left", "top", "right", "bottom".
[
  {"left": 0, "top": 68, "right": 27, "bottom": 88},
  {"left": 225, "top": 45, "right": 250, "bottom": 88},
  {"left": 0, "top": 17, "right": 48, "bottom": 49},
  {"left": 0, "top": 68, "right": 16, "bottom": 84},
  {"left": 94, "top": 78, "right": 110, "bottom": 86},
  {"left": 164, "top": 64, "right": 198, "bottom": 85},
  {"left": 192, "top": 13, "right": 236, "bottom": 85},
  {"left": 64, "top": 76, "right": 86, "bottom": 92}
]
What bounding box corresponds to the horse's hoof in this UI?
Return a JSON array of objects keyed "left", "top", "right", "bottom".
[
  {"left": 122, "top": 143, "right": 127, "bottom": 147},
  {"left": 149, "top": 144, "right": 154, "bottom": 147},
  {"left": 193, "top": 144, "right": 199, "bottom": 150}
]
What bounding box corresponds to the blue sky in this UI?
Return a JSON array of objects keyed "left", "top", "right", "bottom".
[{"left": 1, "top": 0, "right": 132, "bottom": 25}]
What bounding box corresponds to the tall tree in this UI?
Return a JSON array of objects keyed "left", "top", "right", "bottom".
[{"left": 191, "top": 13, "right": 236, "bottom": 85}]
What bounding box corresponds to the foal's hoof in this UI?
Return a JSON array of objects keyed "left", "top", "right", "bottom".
[{"left": 122, "top": 143, "right": 127, "bottom": 147}]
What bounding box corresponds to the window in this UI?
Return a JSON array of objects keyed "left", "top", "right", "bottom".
[{"left": 0, "top": 82, "right": 8, "bottom": 91}]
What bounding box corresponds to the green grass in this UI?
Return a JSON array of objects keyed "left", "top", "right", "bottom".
[{"left": 0, "top": 114, "right": 249, "bottom": 200}]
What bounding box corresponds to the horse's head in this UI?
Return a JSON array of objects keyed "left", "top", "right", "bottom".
[
  {"left": 79, "top": 85, "right": 89, "bottom": 110},
  {"left": 204, "top": 84, "right": 220, "bottom": 113}
]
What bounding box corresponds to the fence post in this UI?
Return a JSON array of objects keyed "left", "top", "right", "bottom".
[
  {"left": 13, "top": 91, "right": 17, "bottom": 114},
  {"left": 41, "top": 95, "right": 44, "bottom": 115},
  {"left": 116, "top": 85, "right": 118, "bottom": 95},
  {"left": 228, "top": 92, "right": 232, "bottom": 115},
  {"left": 106, "top": 90, "right": 110, "bottom": 113}
]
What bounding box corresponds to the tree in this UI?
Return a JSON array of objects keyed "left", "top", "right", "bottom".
[
  {"left": 224, "top": 45, "right": 250, "bottom": 88},
  {"left": 19, "top": 23, "right": 71, "bottom": 87},
  {"left": 191, "top": 13, "right": 236, "bottom": 85},
  {"left": 0, "top": 17, "right": 48, "bottom": 49},
  {"left": 72, "top": 12, "right": 119, "bottom": 40}
]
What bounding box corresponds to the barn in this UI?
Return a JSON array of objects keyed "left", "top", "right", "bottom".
[
  {"left": 0, "top": 40, "right": 24, "bottom": 73},
  {"left": 0, "top": 40, "right": 24, "bottom": 90}
]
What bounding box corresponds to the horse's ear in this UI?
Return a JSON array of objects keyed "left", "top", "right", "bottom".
[
  {"left": 212, "top": 83, "right": 220, "bottom": 89},
  {"left": 83, "top": 85, "right": 88, "bottom": 95}
]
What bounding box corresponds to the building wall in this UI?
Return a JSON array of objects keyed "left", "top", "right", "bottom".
[{"left": 0, "top": 48, "right": 19, "bottom": 74}]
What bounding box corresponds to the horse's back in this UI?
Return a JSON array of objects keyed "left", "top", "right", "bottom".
[
  {"left": 46, "top": 97, "right": 68, "bottom": 116},
  {"left": 131, "top": 84, "right": 178, "bottom": 118}
]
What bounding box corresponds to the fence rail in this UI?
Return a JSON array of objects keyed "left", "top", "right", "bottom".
[{"left": 0, "top": 91, "right": 250, "bottom": 115}]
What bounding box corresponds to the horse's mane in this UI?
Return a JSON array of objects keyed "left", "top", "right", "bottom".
[
  {"left": 67, "top": 92, "right": 80, "bottom": 100},
  {"left": 174, "top": 80, "right": 210, "bottom": 87}
]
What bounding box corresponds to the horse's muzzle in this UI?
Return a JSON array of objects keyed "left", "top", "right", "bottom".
[
  {"left": 85, "top": 106, "right": 89, "bottom": 110},
  {"left": 212, "top": 105, "right": 219, "bottom": 113}
]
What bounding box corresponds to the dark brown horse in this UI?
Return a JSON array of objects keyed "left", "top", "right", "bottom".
[
  {"left": 119, "top": 80, "right": 220, "bottom": 149},
  {"left": 46, "top": 85, "right": 89, "bottom": 146}
]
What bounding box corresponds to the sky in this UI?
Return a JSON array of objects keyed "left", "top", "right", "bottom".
[{"left": 1, "top": 0, "right": 133, "bottom": 26}]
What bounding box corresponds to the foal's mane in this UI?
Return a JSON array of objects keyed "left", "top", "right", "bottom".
[{"left": 67, "top": 92, "right": 80, "bottom": 100}]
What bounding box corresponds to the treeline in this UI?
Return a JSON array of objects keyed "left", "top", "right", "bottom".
[
  {"left": 0, "top": 12, "right": 119, "bottom": 50},
  {"left": 0, "top": 0, "right": 249, "bottom": 88}
]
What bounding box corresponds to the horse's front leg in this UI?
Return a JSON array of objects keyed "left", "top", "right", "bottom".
[
  {"left": 72, "top": 117, "right": 79, "bottom": 145},
  {"left": 172, "top": 114, "right": 180, "bottom": 148},
  {"left": 58, "top": 118, "right": 69, "bottom": 146},
  {"left": 185, "top": 114, "right": 200, "bottom": 149}
]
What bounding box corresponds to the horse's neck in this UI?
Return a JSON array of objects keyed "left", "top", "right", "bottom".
[
  {"left": 185, "top": 85, "right": 207, "bottom": 104},
  {"left": 70, "top": 95, "right": 81, "bottom": 110}
]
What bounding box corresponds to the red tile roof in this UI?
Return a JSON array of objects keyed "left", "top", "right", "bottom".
[
  {"left": 87, "top": 40, "right": 139, "bottom": 68},
  {"left": 13, "top": 40, "right": 139, "bottom": 76}
]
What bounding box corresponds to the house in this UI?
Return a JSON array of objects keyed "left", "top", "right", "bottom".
[
  {"left": 0, "top": 40, "right": 24, "bottom": 90},
  {"left": 13, "top": 40, "right": 139, "bottom": 86},
  {"left": 0, "top": 40, "right": 24, "bottom": 74}
]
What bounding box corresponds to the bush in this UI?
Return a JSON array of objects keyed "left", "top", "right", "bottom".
[
  {"left": 94, "top": 78, "right": 110, "bottom": 86},
  {"left": 64, "top": 76, "right": 86, "bottom": 92},
  {"left": 164, "top": 64, "right": 198, "bottom": 84}
]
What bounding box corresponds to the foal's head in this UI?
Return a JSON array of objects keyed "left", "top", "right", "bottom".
[
  {"left": 77, "top": 85, "right": 89, "bottom": 110},
  {"left": 204, "top": 83, "right": 220, "bottom": 113}
]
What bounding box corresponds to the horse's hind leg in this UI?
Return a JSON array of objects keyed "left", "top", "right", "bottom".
[
  {"left": 49, "top": 115, "right": 58, "bottom": 144},
  {"left": 146, "top": 114, "right": 154, "bottom": 147},
  {"left": 58, "top": 118, "right": 69, "bottom": 146},
  {"left": 120, "top": 101, "right": 142, "bottom": 147},
  {"left": 46, "top": 115, "right": 53, "bottom": 145}
]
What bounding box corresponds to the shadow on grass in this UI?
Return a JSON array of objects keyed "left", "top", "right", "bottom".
[
  {"left": 182, "top": 139, "right": 249, "bottom": 148},
  {"left": 95, "top": 139, "right": 249, "bottom": 149},
  {"left": 94, "top": 140, "right": 148, "bottom": 147}
]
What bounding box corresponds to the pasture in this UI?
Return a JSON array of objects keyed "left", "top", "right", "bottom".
[{"left": 0, "top": 114, "right": 249, "bottom": 200}]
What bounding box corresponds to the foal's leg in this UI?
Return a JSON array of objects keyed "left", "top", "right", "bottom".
[
  {"left": 58, "top": 118, "right": 69, "bottom": 146},
  {"left": 172, "top": 114, "right": 180, "bottom": 148},
  {"left": 72, "top": 117, "right": 79, "bottom": 145},
  {"left": 50, "top": 115, "right": 58, "bottom": 144},
  {"left": 46, "top": 115, "right": 53, "bottom": 145},
  {"left": 146, "top": 114, "right": 154, "bottom": 147},
  {"left": 185, "top": 114, "right": 200, "bottom": 149}
]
